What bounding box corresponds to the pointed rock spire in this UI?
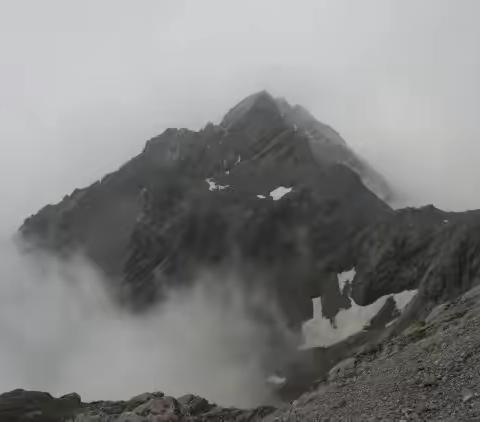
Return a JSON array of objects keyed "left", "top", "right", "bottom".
[{"left": 220, "top": 91, "right": 286, "bottom": 137}]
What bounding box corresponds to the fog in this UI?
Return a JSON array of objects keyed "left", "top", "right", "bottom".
[
  {"left": 0, "top": 237, "right": 295, "bottom": 406},
  {"left": 1, "top": 0, "right": 480, "bottom": 406},
  {"left": 2, "top": 0, "right": 480, "bottom": 225}
]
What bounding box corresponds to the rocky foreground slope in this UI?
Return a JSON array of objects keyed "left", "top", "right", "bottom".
[
  {"left": 268, "top": 284, "right": 480, "bottom": 421},
  {"left": 3, "top": 283, "right": 480, "bottom": 421}
]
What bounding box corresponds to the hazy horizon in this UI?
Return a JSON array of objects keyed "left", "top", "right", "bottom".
[{"left": 2, "top": 0, "right": 480, "bottom": 232}]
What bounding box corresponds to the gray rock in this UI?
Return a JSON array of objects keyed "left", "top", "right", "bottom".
[
  {"left": 177, "top": 394, "right": 211, "bottom": 415},
  {"left": 126, "top": 392, "right": 164, "bottom": 411},
  {"left": 425, "top": 303, "right": 449, "bottom": 324},
  {"left": 132, "top": 396, "right": 180, "bottom": 419},
  {"left": 328, "top": 357, "right": 356, "bottom": 381},
  {"left": 115, "top": 412, "right": 146, "bottom": 422},
  {"left": 421, "top": 374, "right": 438, "bottom": 387},
  {"left": 462, "top": 388, "right": 474, "bottom": 402}
]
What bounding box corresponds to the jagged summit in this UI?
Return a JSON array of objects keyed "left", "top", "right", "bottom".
[
  {"left": 220, "top": 90, "right": 280, "bottom": 129},
  {"left": 220, "top": 90, "right": 345, "bottom": 147},
  {"left": 222, "top": 91, "right": 344, "bottom": 144},
  {"left": 219, "top": 91, "right": 391, "bottom": 200}
]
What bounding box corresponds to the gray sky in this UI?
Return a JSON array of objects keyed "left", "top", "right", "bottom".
[{"left": 1, "top": 0, "right": 480, "bottom": 229}]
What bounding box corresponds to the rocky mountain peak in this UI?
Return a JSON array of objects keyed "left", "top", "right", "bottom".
[
  {"left": 219, "top": 90, "right": 287, "bottom": 142},
  {"left": 220, "top": 90, "right": 280, "bottom": 129},
  {"left": 20, "top": 91, "right": 393, "bottom": 320}
]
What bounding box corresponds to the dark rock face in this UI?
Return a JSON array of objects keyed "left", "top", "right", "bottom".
[
  {"left": 19, "top": 91, "right": 392, "bottom": 327},
  {"left": 349, "top": 206, "right": 480, "bottom": 319},
  {"left": 279, "top": 205, "right": 480, "bottom": 395}
]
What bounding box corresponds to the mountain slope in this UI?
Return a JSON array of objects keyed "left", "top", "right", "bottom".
[{"left": 277, "top": 204, "right": 480, "bottom": 398}]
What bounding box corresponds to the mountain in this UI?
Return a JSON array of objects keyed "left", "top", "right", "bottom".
[
  {"left": 19, "top": 91, "right": 392, "bottom": 328},
  {"left": 14, "top": 91, "right": 480, "bottom": 418}
]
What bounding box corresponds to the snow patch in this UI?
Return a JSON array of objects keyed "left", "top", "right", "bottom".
[
  {"left": 386, "top": 318, "right": 398, "bottom": 328},
  {"left": 205, "top": 178, "right": 230, "bottom": 192},
  {"left": 443, "top": 219, "right": 449, "bottom": 224},
  {"left": 256, "top": 195, "right": 266, "bottom": 199},
  {"left": 301, "top": 288, "right": 418, "bottom": 348},
  {"left": 392, "top": 289, "right": 417, "bottom": 311},
  {"left": 337, "top": 268, "right": 356, "bottom": 292},
  {"left": 266, "top": 374, "right": 286, "bottom": 386},
  {"left": 269, "top": 186, "right": 292, "bottom": 201},
  {"left": 304, "top": 129, "right": 317, "bottom": 142}
]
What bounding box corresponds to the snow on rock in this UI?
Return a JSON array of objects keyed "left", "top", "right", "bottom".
[
  {"left": 205, "top": 178, "right": 230, "bottom": 192},
  {"left": 392, "top": 289, "right": 418, "bottom": 311},
  {"left": 269, "top": 186, "right": 293, "bottom": 201},
  {"left": 304, "top": 129, "right": 317, "bottom": 142},
  {"left": 266, "top": 374, "right": 287, "bottom": 386},
  {"left": 257, "top": 195, "right": 266, "bottom": 199},
  {"left": 301, "top": 288, "right": 418, "bottom": 348},
  {"left": 386, "top": 318, "right": 398, "bottom": 328},
  {"left": 337, "top": 268, "right": 356, "bottom": 292}
]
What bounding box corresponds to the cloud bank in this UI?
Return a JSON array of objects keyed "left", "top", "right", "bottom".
[{"left": 0, "top": 238, "right": 294, "bottom": 407}]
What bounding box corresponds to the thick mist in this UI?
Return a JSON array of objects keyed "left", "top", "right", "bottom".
[
  {"left": 0, "top": 237, "right": 295, "bottom": 407},
  {"left": 2, "top": 1, "right": 480, "bottom": 218}
]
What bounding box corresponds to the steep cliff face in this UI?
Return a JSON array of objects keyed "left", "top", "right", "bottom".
[{"left": 20, "top": 91, "right": 392, "bottom": 327}]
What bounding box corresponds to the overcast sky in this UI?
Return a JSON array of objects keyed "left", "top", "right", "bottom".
[{"left": 1, "top": 0, "right": 480, "bottom": 229}]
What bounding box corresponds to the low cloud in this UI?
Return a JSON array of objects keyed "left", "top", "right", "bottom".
[{"left": 0, "top": 236, "right": 296, "bottom": 408}]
